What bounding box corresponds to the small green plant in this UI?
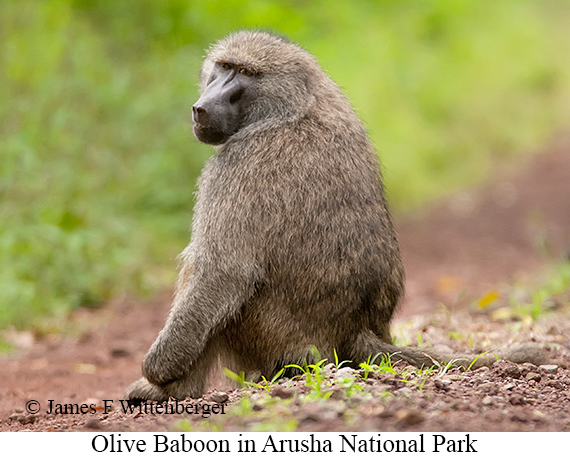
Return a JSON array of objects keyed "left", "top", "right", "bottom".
[
  {"left": 375, "top": 353, "right": 398, "bottom": 375},
  {"left": 334, "top": 348, "right": 351, "bottom": 370},
  {"left": 223, "top": 368, "right": 247, "bottom": 388},
  {"left": 416, "top": 375, "right": 429, "bottom": 391},
  {"left": 530, "top": 289, "right": 554, "bottom": 320},
  {"left": 466, "top": 350, "right": 492, "bottom": 371},
  {"left": 255, "top": 368, "right": 285, "bottom": 392},
  {"left": 508, "top": 261, "right": 570, "bottom": 322},
  {"left": 394, "top": 330, "right": 410, "bottom": 347},
  {"left": 435, "top": 358, "right": 465, "bottom": 377},
  {"left": 285, "top": 346, "right": 330, "bottom": 398},
  {"left": 416, "top": 332, "right": 423, "bottom": 348},
  {"left": 397, "top": 363, "right": 440, "bottom": 392},
  {"left": 358, "top": 352, "right": 399, "bottom": 382},
  {"left": 286, "top": 360, "right": 329, "bottom": 398},
  {"left": 176, "top": 419, "right": 223, "bottom": 432},
  {"left": 358, "top": 352, "right": 382, "bottom": 381},
  {"left": 339, "top": 377, "right": 366, "bottom": 398},
  {"left": 224, "top": 367, "right": 285, "bottom": 392}
]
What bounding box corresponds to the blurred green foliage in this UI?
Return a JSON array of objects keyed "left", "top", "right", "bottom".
[{"left": 1, "top": 0, "right": 570, "bottom": 329}]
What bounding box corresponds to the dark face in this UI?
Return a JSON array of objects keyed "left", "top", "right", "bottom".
[{"left": 192, "top": 62, "right": 258, "bottom": 145}]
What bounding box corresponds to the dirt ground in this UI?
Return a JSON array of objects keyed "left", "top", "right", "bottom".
[{"left": 1, "top": 137, "right": 570, "bottom": 432}]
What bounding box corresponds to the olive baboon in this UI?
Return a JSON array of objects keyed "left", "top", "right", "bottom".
[{"left": 125, "top": 31, "right": 545, "bottom": 403}]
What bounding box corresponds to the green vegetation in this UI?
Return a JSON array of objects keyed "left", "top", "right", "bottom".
[
  {"left": 174, "top": 353, "right": 440, "bottom": 431},
  {"left": 508, "top": 261, "right": 570, "bottom": 321},
  {"left": 2, "top": 0, "right": 570, "bottom": 329},
  {"left": 224, "top": 367, "right": 285, "bottom": 392}
]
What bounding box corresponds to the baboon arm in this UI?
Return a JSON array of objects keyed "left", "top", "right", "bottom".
[{"left": 142, "top": 265, "right": 259, "bottom": 387}]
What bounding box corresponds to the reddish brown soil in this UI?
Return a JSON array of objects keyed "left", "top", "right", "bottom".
[
  {"left": 1, "top": 139, "right": 570, "bottom": 432},
  {"left": 398, "top": 136, "right": 570, "bottom": 317}
]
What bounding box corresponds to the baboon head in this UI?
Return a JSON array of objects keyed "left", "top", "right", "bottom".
[{"left": 191, "top": 31, "right": 318, "bottom": 145}]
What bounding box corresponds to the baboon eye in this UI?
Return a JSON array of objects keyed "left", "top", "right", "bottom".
[
  {"left": 220, "top": 62, "right": 232, "bottom": 70},
  {"left": 239, "top": 67, "right": 255, "bottom": 77}
]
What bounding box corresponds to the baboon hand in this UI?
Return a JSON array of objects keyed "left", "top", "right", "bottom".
[
  {"left": 123, "top": 377, "right": 170, "bottom": 405},
  {"left": 141, "top": 341, "right": 190, "bottom": 387}
]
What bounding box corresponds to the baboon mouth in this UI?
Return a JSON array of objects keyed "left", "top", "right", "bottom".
[{"left": 192, "top": 124, "right": 230, "bottom": 145}]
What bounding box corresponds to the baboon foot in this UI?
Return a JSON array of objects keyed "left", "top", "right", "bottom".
[
  {"left": 124, "top": 374, "right": 207, "bottom": 405},
  {"left": 123, "top": 377, "right": 170, "bottom": 405}
]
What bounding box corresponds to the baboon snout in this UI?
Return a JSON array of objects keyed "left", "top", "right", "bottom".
[
  {"left": 192, "top": 80, "right": 244, "bottom": 145},
  {"left": 192, "top": 105, "right": 208, "bottom": 125}
]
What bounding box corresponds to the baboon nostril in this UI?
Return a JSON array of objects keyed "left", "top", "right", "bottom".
[{"left": 192, "top": 105, "right": 207, "bottom": 124}]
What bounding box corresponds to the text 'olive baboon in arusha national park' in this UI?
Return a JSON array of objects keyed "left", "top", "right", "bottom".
[{"left": 125, "top": 31, "right": 546, "bottom": 403}]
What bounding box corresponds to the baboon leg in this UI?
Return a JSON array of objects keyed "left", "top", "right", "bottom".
[{"left": 125, "top": 336, "right": 221, "bottom": 403}]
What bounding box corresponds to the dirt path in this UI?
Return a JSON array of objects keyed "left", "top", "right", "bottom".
[
  {"left": 1, "top": 140, "right": 569, "bottom": 432},
  {"left": 398, "top": 137, "right": 570, "bottom": 317}
]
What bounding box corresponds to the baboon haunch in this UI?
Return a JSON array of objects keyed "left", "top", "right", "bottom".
[{"left": 125, "top": 31, "right": 545, "bottom": 403}]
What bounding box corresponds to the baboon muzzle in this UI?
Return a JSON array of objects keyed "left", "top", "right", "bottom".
[{"left": 192, "top": 69, "right": 243, "bottom": 145}]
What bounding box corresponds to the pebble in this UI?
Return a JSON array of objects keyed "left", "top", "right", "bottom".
[
  {"left": 251, "top": 402, "right": 264, "bottom": 411},
  {"left": 360, "top": 402, "right": 387, "bottom": 417},
  {"left": 17, "top": 415, "right": 36, "bottom": 425},
  {"left": 434, "top": 379, "right": 452, "bottom": 391},
  {"left": 394, "top": 409, "right": 425, "bottom": 426},
  {"left": 84, "top": 418, "right": 103, "bottom": 430},
  {"left": 110, "top": 347, "right": 130, "bottom": 358},
  {"left": 395, "top": 387, "right": 413, "bottom": 396},
  {"left": 525, "top": 372, "right": 541, "bottom": 382},
  {"left": 326, "top": 386, "right": 345, "bottom": 400},
  {"left": 546, "top": 380, "right": 563, "bottom": 389},
  {"left": 539, "top": 365, "right": 558, "bottom": 375},
  {"left": 335, "top": 367, "right": 355, "bottom": 380},
  {"left": 299, "top": 403, "right": 323, "bottom": 423},
  {"left": 208, "top": 392, "right": 229, "bottom": 403},
  {"left": 509, "top": 394, "right": 526, "bottom": 406},
  {"left": 493, "top": 361, "right": 521, "bottom": 379},
  {"left": 520, "top": 362, "right": 538, "bottom": 376},
  {"left": 270, "top": 385, "right": 294, "bottom": 400},
  {"left": 323, "top": 363, "right": 335, "bottom": 378},
  {"left": 476, "top": 382, "right": 499, "bottom": 395}
]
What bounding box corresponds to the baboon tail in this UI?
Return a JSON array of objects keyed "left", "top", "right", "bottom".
[
  {"left": 352, "top": 330, "right": 549, "bottom": 370},
  {"left": 352, "top": 330, "right": 445, "bottom": 368}
]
